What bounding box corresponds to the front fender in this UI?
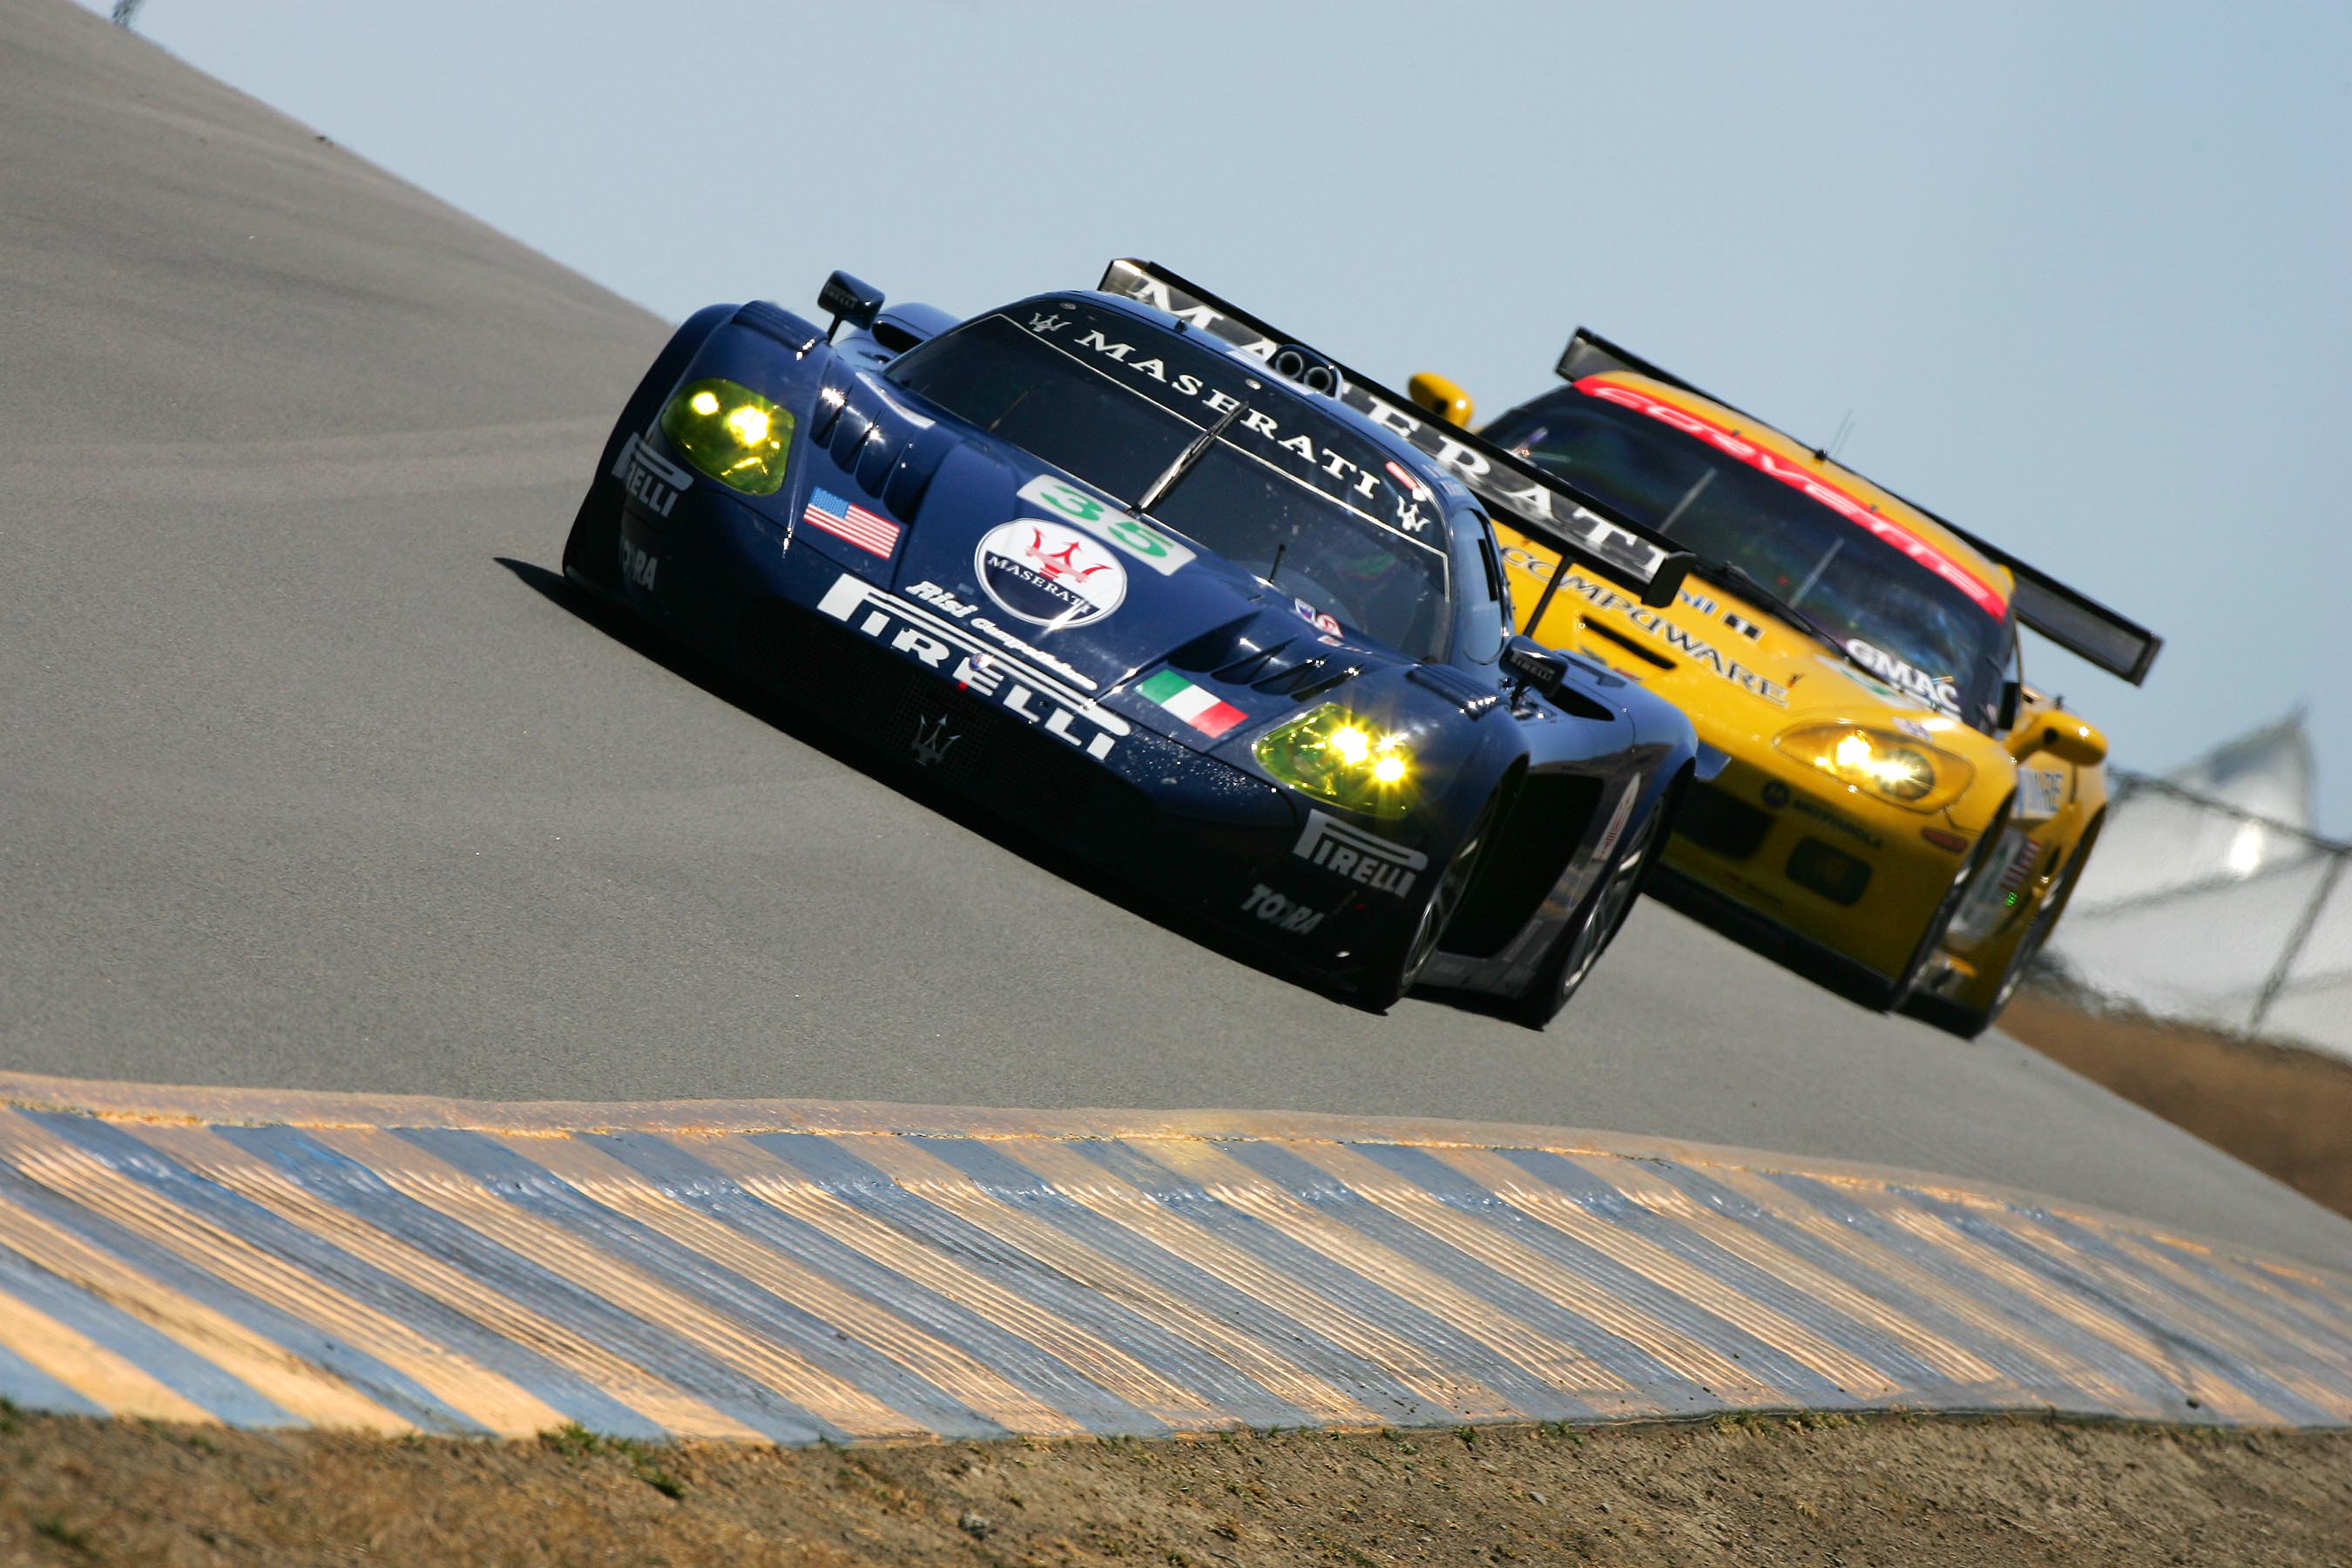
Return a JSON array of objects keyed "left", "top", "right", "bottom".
[{"left": 591, "top": 302, "right": 740, "bottom": 487}]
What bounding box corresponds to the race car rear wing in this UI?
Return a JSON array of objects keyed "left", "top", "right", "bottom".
[
  {"left": 1098, "top": 260, "right": 1693, "bottom": 610},
  {"left": 1557, "top": 328, "right": 2164, "bottom": 685}
]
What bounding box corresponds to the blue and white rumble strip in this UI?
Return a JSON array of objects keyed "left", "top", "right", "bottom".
[{"left": 0, "top": 1073, "right": 2344, "bottom": 1441}]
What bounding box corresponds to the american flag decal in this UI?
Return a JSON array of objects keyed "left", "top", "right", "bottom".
[{"left": 801, "top": 488, "right": 901, "bottom": 558}]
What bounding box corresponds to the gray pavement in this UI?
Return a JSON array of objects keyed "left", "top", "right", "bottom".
[{"left": 7, "top": 0, "right": 2350, "bottom": 1271}]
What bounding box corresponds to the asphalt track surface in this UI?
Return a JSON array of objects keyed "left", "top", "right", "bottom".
[{"left": 7, "top": 0, "right": 2350, "bottom": 1273}]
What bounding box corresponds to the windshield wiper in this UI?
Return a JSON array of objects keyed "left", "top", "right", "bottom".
[
  {"left": 1688, "top": 553, "right": 1851, "bottom": 659},
  {"left": 1136, "top": 398, "right": 1248, "bottom": 516}
]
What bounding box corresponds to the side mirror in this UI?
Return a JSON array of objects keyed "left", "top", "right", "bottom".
[
  {"left": 1501, "top": 635, "right": 1570, "bottom": 701},
  {"left": 817, "top": 269, "right": 884, "bottom": 341},
  {"left": 2008, "top": 713, "right": 2107, "bottom": 768},
  {"left": 1408, "top": 371, "right": 1475, "bottom": 428}
]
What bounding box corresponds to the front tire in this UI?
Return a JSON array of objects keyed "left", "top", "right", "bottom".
[
  {"left": 564, "top": 301, "right": 736, "bottom": 598},
  {"left": 1882, "top": 793, "right": 2014, "bottom": 1012},
  {"left": 1511, "top": 775, "right": 1677, "bottom": 1027},
  {"left": 562, "top": 483, "right": 625, "bottom": 598},
  {"left": 1354, "top": 788, "right": 1504, "bottom": 1012},
  {"left": 1909, "top": 809, "right": 2104, "bottom": 1038}
]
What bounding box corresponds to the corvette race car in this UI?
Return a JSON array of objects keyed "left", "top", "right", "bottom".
[
  {"left": 1402, "top": 334, "right": 2162, "bottom": 1036},
  {"left": 562, "top": 260, "right": 1700, "bottom": 1019}
]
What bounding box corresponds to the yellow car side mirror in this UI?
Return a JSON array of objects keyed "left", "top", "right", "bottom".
[
  {"left": 2009, "top": 713, "right": 2107, "bottom": 768},
  {"left": 1409, "top": 372, "right": 1474, "bottom": 428}
]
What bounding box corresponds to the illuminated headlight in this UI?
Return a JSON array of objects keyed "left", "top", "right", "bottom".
[
  {"left": 1254, "top": 703, "right": 1416, "bottom": 818},
  {"left": 1773, "top": 724, "right": 1974, "bottom": 812},
  {"left": 658, "top": 378, "right": 794, "bottom": 495}
]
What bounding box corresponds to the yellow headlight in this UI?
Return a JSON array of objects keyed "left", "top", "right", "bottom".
[
  {"left": 1254, "top": 704, "right": 1417, "bottom": 818},
  {"left": 1773, "top": 724, "right": 1974, "bottom": 813},
  {"left": 659, "top": 377, "right": 795, "bottom": 496}
]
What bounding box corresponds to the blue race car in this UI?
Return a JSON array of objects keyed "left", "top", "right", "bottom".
[{"left": 563, "top": 258, "right": 1699, "bottom": 1020}]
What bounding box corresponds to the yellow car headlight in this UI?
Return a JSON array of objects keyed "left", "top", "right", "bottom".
[
  {"left": 658, "top": 377, "right": 794, "bottom": 495},
  {"left": 1254, "top": 703, "right": 1416, "bottom": 819},
  {"left": 1773, "top": 723, "right": 1975, "bottom": 813}
]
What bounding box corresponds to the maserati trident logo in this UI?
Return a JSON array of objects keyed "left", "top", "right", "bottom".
[
  {"left": 973, "top": 518, "right": 1128, "bottom": 629},
  {"left": 909, "top": 712, "right": 960, "bottom": 769},
  {"left": 1024, "top": 529, "right": 1112, "bottom": 585}
]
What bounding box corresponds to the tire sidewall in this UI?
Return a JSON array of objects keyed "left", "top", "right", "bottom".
[
  {"left": 1890, "top": 792, "right": 2015, "bottom": 1009},
  {"left": 1356, "top": 786, "right": 1504, "bottom": 1010}
]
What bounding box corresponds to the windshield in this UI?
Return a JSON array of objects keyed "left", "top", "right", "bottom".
[
  {"left": 885, "top": 304, "right": 1450, "bottom": 659},
  {"left": 1484, "top": 382, "right": 2012, "bottom": 727}
]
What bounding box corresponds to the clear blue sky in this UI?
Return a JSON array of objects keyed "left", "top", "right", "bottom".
[{"left": 94, "top": 0, "right": 2352, "bottom": 831}]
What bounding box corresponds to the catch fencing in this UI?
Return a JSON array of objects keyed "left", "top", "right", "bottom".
[{"left": 2041, "top": 773, "right": 2352, "bottom": 1061}]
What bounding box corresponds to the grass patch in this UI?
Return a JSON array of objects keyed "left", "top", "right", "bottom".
[
  {"left": 34, "top": 1516, "right": 93, "bottom": 1555},
  {"left": 539, "top": 1421, "right": 686, "bottom": 1499}
]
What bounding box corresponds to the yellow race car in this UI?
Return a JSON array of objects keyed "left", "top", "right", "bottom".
[{"left": 1405, "top": 333, "right": 2161, "bottom": 1036}]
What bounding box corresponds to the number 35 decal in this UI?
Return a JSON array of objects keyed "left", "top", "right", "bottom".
[{"left": 1017, "top": 475, "right": 1195, "bottom": 576}]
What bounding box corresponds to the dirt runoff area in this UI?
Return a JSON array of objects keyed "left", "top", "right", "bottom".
[
  {"left": 2004, "top": 990, "right": 2352, "bottom": 1220},
  {"left": 9, "top": 1407, "right": 2352, "bottom": 1568}
]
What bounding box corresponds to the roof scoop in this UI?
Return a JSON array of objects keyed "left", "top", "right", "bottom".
[{"left": 1269, "top": 344, "right": 1342, "bottom": 396}]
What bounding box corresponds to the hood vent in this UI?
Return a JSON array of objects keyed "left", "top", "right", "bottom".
[
  {"left": 1254, "top": 655, "right": 1363, "bottom": 701},
  {"left": 1251, "top": 648, "right": 1364, "bottom": 700},
  {"left": 1166, "top": 618, "right": 1368, "bottom": 702},
  {"left": 1196, "top": 634, "right": 1362, "bottom": 700},
  {"left": 808, "top": 370, "right": 953, "bottom": 518},
  {"left": 1206, "top": 639, "right": 1294, "bottom": 686},
  {"left": 1165, "top": 615, "right": 1267, "bottom": 675}
]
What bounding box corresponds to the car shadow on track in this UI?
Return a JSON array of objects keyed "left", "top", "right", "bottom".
[
  {"left": 1645, "top": 868, "right": 1902, "bottom": 1016},
  {"left": 496, "top": 556, "right": 1418, "bottom": 1017}
]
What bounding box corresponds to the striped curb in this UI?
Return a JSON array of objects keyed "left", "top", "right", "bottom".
[{"left": 0, "top": 1071, "right": 2346, "bottom": 1440}]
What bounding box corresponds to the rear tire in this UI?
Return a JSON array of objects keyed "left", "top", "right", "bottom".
[{"left": 1511, "top": 775, "right": 1678, "bottom": 1027}]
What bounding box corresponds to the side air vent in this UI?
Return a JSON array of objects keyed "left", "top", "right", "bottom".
[
  {"left": 1541, "top": 681, "right": 1617, "bottom": 725},
  {"left": 1442, "top": 769, "right": 1605, "bottom": 957},
  {"left": 871, "top": 320, "right": 923, "bottom": 353},
  {"left": 1408, "top": 663, "right": 1501, "bottom": 719}
]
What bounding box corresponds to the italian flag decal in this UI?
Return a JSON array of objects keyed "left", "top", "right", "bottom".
[{"left": 1138, "top": 669, "right": 1247, "bottom": 739}]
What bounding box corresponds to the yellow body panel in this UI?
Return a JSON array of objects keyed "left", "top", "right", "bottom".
[{"left": 1481, "top": 375, "right": 2109, "bottom": 1015}]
